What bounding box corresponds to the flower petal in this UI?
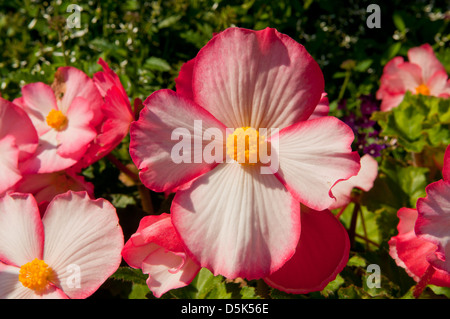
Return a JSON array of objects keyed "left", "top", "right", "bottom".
[
  {"left": 192, "top": 27, "right": 324, "bottom": 129},
  {"left": 175, "top": 58, "right": 195, "bottom": 100},
  {"left": 20, "top": 82, "right": 57, "bottom": 135},
  {"left": 415, "top": 180, "right": 450, "bottom": 274},
  {"left": 270, "top": 116, "right": 360, "bottom": 211},
  {"left": 0, "top": 137, "right": 21, "bottom": 194},
  {"left": 142, "top": 248, "right": 200, "bottom": 298},
  {"left": 122, "top": 213, "right": 185, "bottom": 269},
  {"left": 443, "top": 145, "right": 450, "bottom": 182},
  {"left": 41, "top": 191, "right": 123, "bottom": 299},
  {"left": 0, "top": 193, "right": 44, "bottom": 267},
  {"left": 130, "top": 89, "right": 226, "bottom": 193},
  {"left": 52, "top": 66, "right": 104, "bottom": 127},
  {"left": 427, "top": 70, "right": 450, "bottom": 97},
  {"left": 328, "top": 154, "right": 378, "bottom": 210},
  {"left": 56, "top": 97, "right": 96, "bottom": 157},
  {"left": 307, "top": 93, "right": 329, "bottom": 120},
  {"left": 389, "top": 207, "right": 450, "bottom": 286},
  {"left": 19, "top": 129, "right": 85, "bottom": 174},
  {"left": 0, "top": 97, "right": 38, "bottom": 162},
  {"left": 264, "top": 207, "right": 350, "bottom": 294},
  {"left": 172, "top": 163, "right": 300, "bottom": 279},
  {"left": 408, "top": 44, "right": 446, "bottom": 83}
]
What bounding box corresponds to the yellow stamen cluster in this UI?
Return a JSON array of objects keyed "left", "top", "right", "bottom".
[
  {"left": 226, "top": 127, "right": 267, "bottom": 165},
  {"left": 18, "top": 258, "right": 53, "bottom": 291},
  {"left": 46, "top": 109, "right": 68, "bottom": 130},
  {"left": 415, "top": 83, "right": 430, "bottom": 96}
]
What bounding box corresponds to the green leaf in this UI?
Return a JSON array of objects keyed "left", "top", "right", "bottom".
[
  {"left": 354, "top": 59, "right": 373, "bottom": 72},
  {"left": 110, "top": 267, "right": 148, "bottom": 286},
  {"left": 168, "top": 268, "right": 232, "bottom": 299},
  {"left": 396, "top": 166, "right": 429, "bottom": 207},
  {"left": 321, "top": 275, "right": 345, "bottom": 298},
  {"left": 128, "top": 283, "right": 151, "bottom": 299},
  {"left": 392, "top": 13, "right": 406, "bottom": 32},
  {"left": 144, "top": 57, "right": 172, "bottom": 72},
  {"left": 429, "top": 285, "right": 450, "bottom": 299}
]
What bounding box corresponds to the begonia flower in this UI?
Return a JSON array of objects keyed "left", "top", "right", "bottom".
[
  {"left": 13, "top": 67, "right": 103, "bottom": 174},
  {"left": 0, "top": 97, "right": 38, "bottom": 194},
  {"left": 130, "top": 27, "right": 360, "bottom": 280},
  {"left": 0, "top": 191, "right": 123, "bottom": 299},
  {"left": 389, "top": 145, "right": 450, "bottom": 296},
  {"left": 122, "top": 213, "right": 201, "bottom": 298},
  {"left": 75, "top": 59, "right": 134, "bottom": 169},
  {"left": 376, "top": 44, "right": 450, "bottom": 112},
  {"left": 264, "top": 206, "right": 350, "bottom": 294}
]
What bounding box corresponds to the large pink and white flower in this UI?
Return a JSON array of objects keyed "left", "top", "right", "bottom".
[
  {"left": 122, "top": 213, "right": 201, "bottom": 298},
  {"left": 14, "top": 67, "right": 103, "bottom": 174},
  {"left": 0, "top": 191, "right": 123, "bottom": 299},
  {"left": 376, "top": 44, "right": 450, "bottom": 112},
  {"left": 130, "top": 27, "right": 360, "bottom": 280},
  {"left": 0, "top": 97, "right": 38, "bottom": 194},
  {"left": 389, "top": 145, "right": 450, "bottom": 295}
]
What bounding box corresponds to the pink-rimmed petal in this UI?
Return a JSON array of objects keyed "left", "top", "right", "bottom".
[
  {"left": 0, "top": 97, "right": 38, "bottom": 162},
  {"left": 122, "top": 213, "right": 185, "bottom": 269},
  {"left": 0, "top": 262, "right": 68, "bottom": 299},
  {"left": 20, "top": 82, "right": 57, "bottom": 135},
  {"left": 142, "top": 248, "right": 200, "bottom": 298},
  {"left": 172, "top": 163, "right": 300, "bottom": 280},
  {"left": 93, "top": 58, "right": 130, "bottom": 103},
  {"left": 192, "top": 27, "right": 324, "bottom": 129},
  {"left": 381, "top": 62, "right": 423, "bottom": 95},
  {"left": 443, "top": 145, "right": 450, "bottom": 182},
  {"left": 415, "top": 180, "right": 450, "bottom": 274},
  {"left": 308, "top": 92, "right": 329, "bottom": 120},
  {"left": 41, "top": 191, "right": 123, "bottom": 299},
  {"left": 269, "top": 116, "right": 360, "bottom": 211},
  {"left": 379, "top": 92, "right": 405, "bottom": 112},
  {"left": 13, "top": 169, "right": 94, "bottom": 207},
  {"left": 0, "top": 137, "right": 21, "bottom": 194},
  {"left": 19, "top": 129, "right": 86, "bottom": 174},
  {"left": 389, "top": 207, "right": 450, "bottom": 286},
  {"left": 408, "top": 44, "right": 446, "bottom": 83},
  {"left": 328, "top": 154, "right": 378, "bottom": 210},
  {"left": 52, "top": 67, "right": 103, "bottom": 126},
  {"left": 264, "top": 207, "right": 350, "bottom": 294},
  {"left": 427, "top": 70, "right": 450, "bottom": 97},
  {"left": 175, "top": 58, "right": 195, "bottom": 100},
  {"left": 56, "top": 97, "right": 96, "bottom": 157},
  {"left": 130, "top": 89, "right": 226, "bottom": 193},
  {"left": 0, "top": 193, "right": 44, "bottom": 267}
]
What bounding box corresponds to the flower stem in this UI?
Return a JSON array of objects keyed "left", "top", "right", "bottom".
[
  {"left": 348, "top": 202, "right": 360, "bottom": 248},
  {"left": 413, "top": 265, "right": 436, "bottom": 298},
  {"left": 106, "top": 153, "right": 154, "bottom": 214},
  {"left": 106, "top": 153, "right": 139, "bottom": 181}
]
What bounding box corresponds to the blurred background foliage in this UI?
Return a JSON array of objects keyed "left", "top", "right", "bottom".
[{"left": 0, "top": 0, "right": 449, "bottom": 299}]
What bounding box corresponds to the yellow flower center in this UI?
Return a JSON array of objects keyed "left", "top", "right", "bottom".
[
  {"left": 415, "top": 84, "right": 430, "bottom": 96},
  {"left": 18, "top": 258, "right": 53, "bottom": 291},
  {"left": 46, "top": 109, "right": 68, "bottom": 130},
  {"left": 226, "top": 127, "right": 267, "bottom": 165}
]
